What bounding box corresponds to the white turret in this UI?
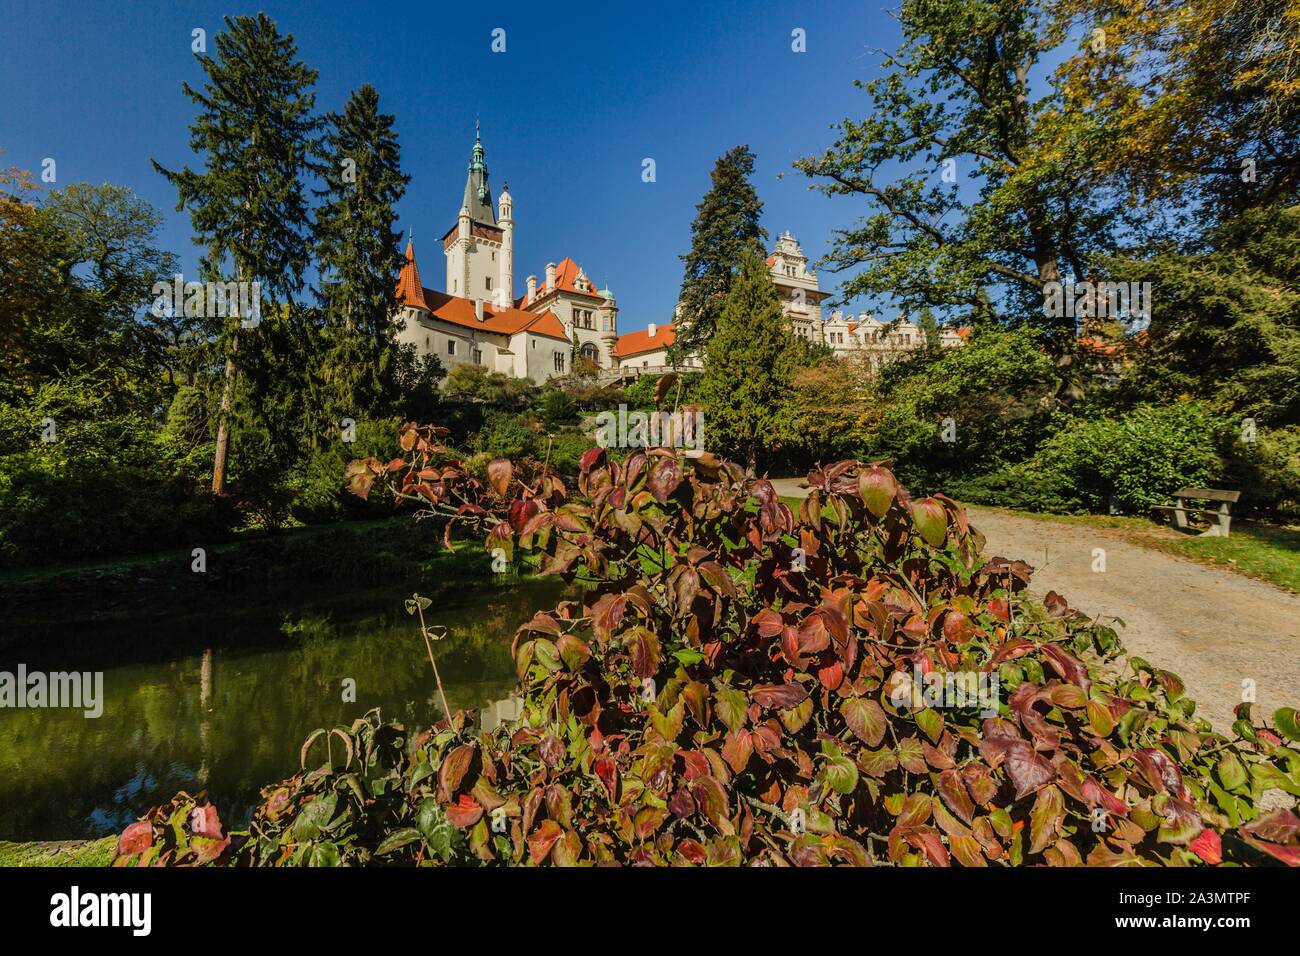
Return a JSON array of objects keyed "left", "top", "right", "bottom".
[{"left": 498, "top": 183, "right": 514, "bottom": 308}]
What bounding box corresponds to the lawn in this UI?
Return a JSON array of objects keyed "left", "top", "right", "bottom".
[{"left": 0, "top": 837, "right": 115, "bottom": 867}]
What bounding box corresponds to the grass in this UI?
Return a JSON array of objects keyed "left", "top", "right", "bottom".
[{"left": 0, "top": 837, "right": 115, "bottom": 868}]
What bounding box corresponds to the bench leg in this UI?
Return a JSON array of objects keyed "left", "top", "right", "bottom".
[{"left": 1172, "top": 507, "right": 1189, "bottom": 530}]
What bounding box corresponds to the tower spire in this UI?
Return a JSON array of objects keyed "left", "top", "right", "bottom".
[{"left": 462, "top": 120, "right": 493, "bottom": 224}]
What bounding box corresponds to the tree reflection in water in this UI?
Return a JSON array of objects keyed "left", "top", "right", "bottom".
[{"left": 0, "top": 577, "right": 569, "bottom": 841}]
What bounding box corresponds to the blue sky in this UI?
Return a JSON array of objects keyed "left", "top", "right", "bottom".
[{"left": 1, "top": 0, "right": 906, "bottom": 331}]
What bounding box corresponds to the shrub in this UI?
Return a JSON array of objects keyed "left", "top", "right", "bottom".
[
  {"left": 953, "top": 402, "right": 1226, "bottom": 515},
  {"left": 1221, "top": 424, "right": 1300, "bottom": 520},
  {"left": 538, "top": 390, "right": 578, "bottom": 429},
  {"left": 116, "top": 426, "right": 1300, "bottom": 867},
  {"left": 865, "top": 327, "right": 1058, "bottom": 488},
  {"left": 472, "top": 410, "right": 538, "bottom": 462},
  {"left": 1029, "top": 402, "right": 1223, "bottom": 513}
]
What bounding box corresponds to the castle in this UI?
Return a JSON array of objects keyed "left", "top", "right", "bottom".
[
  {"left": 616, "top": 232, "right": 967, "bottom": 374},
  {"left": 393, "top": 126, "right": 621, "bottom": 384},
  {"left": 394, "top": 132, "right": 965, "bottom": 383}
]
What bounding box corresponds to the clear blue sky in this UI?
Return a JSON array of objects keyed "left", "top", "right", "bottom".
[{"left": 1, "top": 0, "right": 906, "bottom": 331}]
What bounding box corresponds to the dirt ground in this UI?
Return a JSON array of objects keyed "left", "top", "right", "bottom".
[{"left": 769, "top": 479, "right": 1300, "bottom": 735}]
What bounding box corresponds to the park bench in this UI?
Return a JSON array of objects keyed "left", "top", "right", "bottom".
[{"left": 1151, "top": 487, "right": 1241, "bottom": 537}]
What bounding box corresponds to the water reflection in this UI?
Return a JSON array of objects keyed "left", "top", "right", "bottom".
[{"left": 0, "top": 577, "right": 566, "bottom": 841}]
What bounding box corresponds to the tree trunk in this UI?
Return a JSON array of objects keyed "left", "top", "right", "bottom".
[{"left": 210, "top": 332, "right": 238, "bottom": 496}]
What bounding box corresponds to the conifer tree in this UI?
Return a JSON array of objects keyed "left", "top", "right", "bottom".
[
  {"left": 696, "top": 251, "right": 798, "bottom": 474},
  {"left": 154, "top": 13, "right": 322, "bottom": 494},
  {"left": 314, "top": 85, "right": 409, "bottom": 429},
  {"left": 668, "top": 146, "right": 767, "bottom": 363}
]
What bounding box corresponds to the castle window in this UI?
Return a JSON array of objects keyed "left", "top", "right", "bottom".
[
  {"left": 473, "top": 348, "right": 482, "bottom": 364},
  {"left": 580, "top": 342, "right": 599, "bottom": 362},
  {"left": 448, "top": 340, "right": 456, "bottom": 356},
  {"left": 486, "top": 276, "right": 493, "bottom": 291},
  {"left": 554, "top": 351, "right": 565, "bottom": 372}
]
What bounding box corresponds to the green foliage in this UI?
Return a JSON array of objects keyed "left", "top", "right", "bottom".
[
  {"left": 121, "top": 434, "right": 1300, "bottom": 866},
  {"left": 444, "top": 364, "right": 536, "bottom": 410},
  {"left": 1221, "top": 424, "right": 1300, "bottom": 520},
  {"left": 537, "top": 390, "right": 577, "bottom": 429},
  {"left": 670, "top": 145, "right": 767, "bottom": 362},
  {"left": 865, "top": 327, "right": 1057, "bottom": 488},
  {"left": 287, "top": 416, "right": 402, "bottom": 524},
  {"left": 954, "top": 402, "right": 1224, "bottom": 514},
  {"left": 0, "top": 379, "right": 237, "bottom": 567},
  {"left": 697, "top": 252, "right": 799, "bottom": 471},
  {"left": 794, "top": 0, "right": 1122, "bottom": 350},
  {"left": 619, "top": 371, "right": 703, "bottom": 412},
  {"left": 1120, "top": 205, "right": 1300, "bottom": 428},
  {"left": 473, "top": 410, "right": 539, "bottom": 462}
]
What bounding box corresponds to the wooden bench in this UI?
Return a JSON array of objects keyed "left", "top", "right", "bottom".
[{"left": 1151, "top": 487, "right": 1241, "bottom": 537}]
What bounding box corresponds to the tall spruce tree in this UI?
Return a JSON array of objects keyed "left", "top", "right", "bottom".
[
  {"left": 153, "top": 13, "right": 321, "bottom": 494},
  {"left": 668, "top": 146, "right": 767, "bottom": 363},
  {"left": 697, "top": 251, "right": 798, "bottom": 474},
  {"left": 314, "top": 84, "right": 410, "bottom": 435}
]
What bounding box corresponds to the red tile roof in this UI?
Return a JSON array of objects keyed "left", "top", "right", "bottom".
[
  {"left": 527, "top": 256, "right": 607, "bottom": 302},
  {"left": 396, "top": 241, "right": 429, "bottom": 311},
  {"left": 614, "top": 323, "right": 676, "bottom": 358},
  {"left": 395, "top": 243, "right": 568, "bottom": 341}
]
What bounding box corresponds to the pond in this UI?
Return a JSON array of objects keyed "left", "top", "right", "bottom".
[{"left": 0, "top": 575, "right": 569, "bottom": 841}]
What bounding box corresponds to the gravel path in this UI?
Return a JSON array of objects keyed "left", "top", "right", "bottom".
[{"left": 770, "top": 479, "right": 1300, "bottom": 734}]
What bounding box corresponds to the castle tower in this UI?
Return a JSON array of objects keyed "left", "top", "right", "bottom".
[
  {"left": 598, "top": 287, "right": 618, "bottom": 367},
  {"left": 498, "top": 182, "right": 514, "bottom": 308},
  {"left": 443, "top": 122, "right": 504, "bottom": 303}
]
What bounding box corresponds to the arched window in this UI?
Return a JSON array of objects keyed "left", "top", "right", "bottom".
[{"left": 580, "top": 342, "right": 599, "bottom": 363}]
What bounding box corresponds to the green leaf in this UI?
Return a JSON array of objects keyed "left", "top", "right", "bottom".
[
  {"left": 1216, "top": 753, "right": 1248, "bottom": 792},
  {"left": 1087, "top": 698, "right": 1115, "bottom": 737},
  {"left": 715, "top": 685, "right": 748, "bottom": 731},
  {"left": 915, "top": 707, "right": 943, "bottom": 743},
  {"left": 819, "top": 740, "right": 859, "bottom": 795},
  {"left": 1274, "top": 707, "right": 1300, "bottom": 742},
  {"left": 291, "top": 793, "right": 339, "bottom": 842},
  {"left": 376, "top": 827, "right": 424, "bottom": 856}
]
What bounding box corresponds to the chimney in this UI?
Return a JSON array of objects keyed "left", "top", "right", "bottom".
[
  {"left": 474, "top": 299, "right": 485, "bottom": 322},
  {"left": 648, "top": 323, "right": 657, "bottom": 338},
  {"left": 526, "top": 275, "right": 537, "bottom": 304},
  {"left": 545, "top": 262, "right": 557, "bottom": 294}
]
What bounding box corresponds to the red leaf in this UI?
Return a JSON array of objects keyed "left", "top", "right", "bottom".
[
  {"left": 594, "top": 755, "right": 619, "bottom": 801},
  {"left": 188, "top": 804, "right": 223, "bottom": 840},
  {"left": 527, "top": 820, "right": 563, "bottom": 864},
  {"left": 117, "top": 820, "right": 153, "bottom": 857},
  {"left": 487, "top": 458, "right": 512, "bottom": 497},
  {"left": 446, "top": 794, "right": 484, "bottom": 828},
  {"left": 751, "top": 683, "right": 809, "bottom": 710},
  {"left": 1189, "top": 828, "right": 1222, "bottom": 865}
]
